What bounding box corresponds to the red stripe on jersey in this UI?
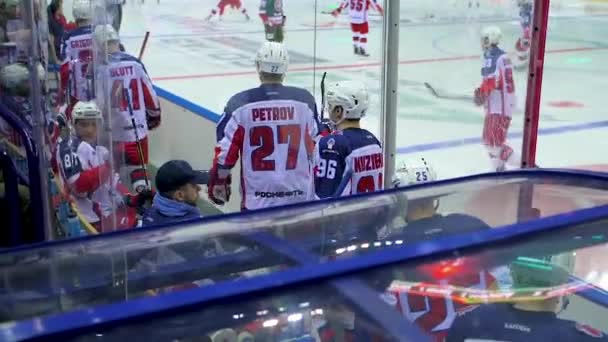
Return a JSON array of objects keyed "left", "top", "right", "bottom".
[
  {"left": 480, "top": 77, "right": 496, "bottom": 95},
  {"left": 214, "top": 124, "right": 244, "bottom": 168},
  {"left": 142, "top": 80, "right": 160, "bottom": 113},
  {"left": 73, "top": 164, "right": 111, "bottom": 193}
]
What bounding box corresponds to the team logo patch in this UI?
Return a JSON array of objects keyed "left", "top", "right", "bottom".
[
  {"left": 576, "top": 323, "right": 604, "bottom": 338},
  {"left": 327, "top": 138, "right": 335, "bottom": 150}
]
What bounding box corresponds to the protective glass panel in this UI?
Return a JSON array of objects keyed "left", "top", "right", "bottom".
[
  {"left": 1, "top": 171, "right": 607, "bottom": 323},
  {"left": 0, "top": 0, "right": 56, "bottom": 246},
  {"left": 396, "top": 0, "right": 529, "bottom": 180},
  {"left": 535, "top": 1, "right": 608, "bottom": 171},
  {"left": 7, "top": 197, "right": 608, "bottom": 341}
]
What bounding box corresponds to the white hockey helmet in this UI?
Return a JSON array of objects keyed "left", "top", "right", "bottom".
[
  {"left": 0, "top": 63, "right": 44, "bottom": 95},
  {"left": 72, "top": 101, "right": 103, "bottom": 123},
  {"left": 209, "top": 328, "right": 237, "bottom": 342},
  {"left": 392, "top": 157, "right": 437, "bottom": 188},
  {"left": 325, "top": 81, "right": 370, "bottom": 124},
  {"left": 93, "top": 24, "right": 120, "bottom": 47},
  {"left": 255, "top": 41, "right": 289, "bottom": 75},
  {"left": 0, "top": 63, "right": 28, "bottom": 90},
  {"left": 72, "top": 0, "right": 92, "bottom": 21},
  {"left": 481, "top": 26, "right": 502, "bottom": 49}
]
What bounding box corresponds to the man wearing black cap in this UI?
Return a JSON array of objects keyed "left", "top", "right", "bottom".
[{"left": 142, "top": 160, "right": 209, "bottom": 226}]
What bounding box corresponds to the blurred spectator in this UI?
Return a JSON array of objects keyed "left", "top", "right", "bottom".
[
  {"left": 142, "top": 160, "right": 208, "bottom": 226},
  {"left": 47, "top": 0, "right": 75, "bottom": 65}
]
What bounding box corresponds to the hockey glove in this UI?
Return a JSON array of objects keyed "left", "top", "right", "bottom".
[
  {"left": 331, "top": 9, "right": 341, "bottom": 17},
  {"left": 208, "top": 167, "right": 232, "bottom": 205},
  {"left": 125, "top": 189, "right": 155, "bottom": 208},
  {"left": 474, "top": 87, "right": 485, "bottom": 106},
  {"left": 146, "top": 111, "right": 161, "bottom": 130}
]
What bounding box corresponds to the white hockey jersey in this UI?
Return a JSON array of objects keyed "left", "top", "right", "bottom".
[
  {"left": 96, "top": 51, "right": 161, "bottom": 142},
  {"left": 337, "top": 0, "right": 382, "bottom": 24},
  {"left": 479, "top": 46, "right": 517, "bottom": 117},
  {"left": 57, "top": 137, "right": 123, "bottom": 223},
  {"left": 214, "top": 84, "right": 322, "bottom": 211},
  {"left": 60, "top": 26, "right": 94, "bottom": 102}
]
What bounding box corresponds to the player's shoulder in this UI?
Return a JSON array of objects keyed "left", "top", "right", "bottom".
[
  {"left": 224, "top": 87, "right": 261, "bottom": 112},
  {"left": 342, "top": 128, "right": 382, "bottom": 147},
  {"left": 280, "top": 85, "right": 316, "bottom": 101},
  {"left": 58, "top": 137, "right": 83, "bottom": 154},
  {"left": 110, "top": 51, "right": 143, "bottom": 65},
  {"left": 559, "top": 320, "right": 608, "bottom": 340},
  {"left": 442, "top": 213, "right": 491, "bottom": 230},
  {"left": 318, "top": 131, "right": 351, "bottom": 151},
  {"left": 64, "top": 26, "right": 93, "bottom": 39}
]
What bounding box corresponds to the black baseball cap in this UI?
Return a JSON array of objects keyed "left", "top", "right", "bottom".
[{"left": 155, "top": 160, "right": 209, "bottom": 193}]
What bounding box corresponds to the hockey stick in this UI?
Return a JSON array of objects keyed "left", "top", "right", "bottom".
[
  {"left": 123, "top": 87, "right": 151, "bottom": 191},
  {"left": 138, "top": 31, "right": 150, "bottom": 60},
  {"left": 333, "top": 168, "right": 353, "bottom": 198},
  {"left": 424, "top": 82, "right": 474, "bottom": 102},
  {"left": 320, "top": 71, "right": 327, "bottom": 120}
]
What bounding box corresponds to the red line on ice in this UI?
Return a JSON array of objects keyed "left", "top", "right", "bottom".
[{"left": 152, "top": 46, "right": 608, "bottom": 82}]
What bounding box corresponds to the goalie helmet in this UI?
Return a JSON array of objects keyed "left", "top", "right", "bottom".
[
  {"left": 325, "top": 80, "right": 369, "bottom": 124},
  {"left": 392, "top": 157, "right": 437, "bottom": 188},
  {"left": 481, "top": 26, "right": 502, "bottom": 49},
  {"left": 72, "top": 101, "right": 103, "bottom": 123},
  {"left": 255, "top": 41, "right": 289, "bottom": 75},
  {"left": 93, "top": 24, "right": 120, "bottom": 47},
  {"left": 72, "top": 0, "right": 92, "bottom": 21}
]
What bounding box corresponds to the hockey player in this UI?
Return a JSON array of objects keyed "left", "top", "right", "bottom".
[
  {"left": 259, "top": 0, "right": 285, "bottom": 42},
  {"left": 332, "top": 0, "right": 383, "bottom": 56},
  {"left": 390, "top": 158, "right": 491, "bottom": 240},
  {"left": 205, "top": 0, "right": 250, "bottom": 21},
  {"left": 364, "top": 159, "right": 501, "bottom": 340},
  {"left": 474, "top": 26, "right": 519, "bottom": 172},
  {"left": 447, "top": 257, "right": 608, "bottom": 341},
  {"left": 93, "top": 24, "right": 161, "bottom": 193},
  {"left": 515, "top": 0, "right": 533, "bottom": 69},
  {"left": 314, "top": 80, "right": 383, "bottom": 199},
  {"left": 57, "top": 101, "right": 151, "bottom": 232},
  {"left": 59, "top": 0, "right": 94, "bottom": 119},
  {"left": 208, "top": 41, "right": 321, "bottom": 211}
]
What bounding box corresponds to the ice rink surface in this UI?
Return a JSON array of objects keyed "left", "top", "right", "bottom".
[{"left": 110, "top": 0, "right": 606, "bottom": 180}]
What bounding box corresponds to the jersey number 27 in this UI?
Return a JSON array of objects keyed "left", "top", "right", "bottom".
[{"left": 250, "top": 125, "right": 301, "bottom": 171}]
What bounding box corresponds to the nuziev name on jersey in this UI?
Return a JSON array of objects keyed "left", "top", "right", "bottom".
[
  {"left": 255, "top": 189, "right": 304, "bottom": 198},
  {"left": 354, "top": 153, "right": 383, "bottom": 173},
  {"left": 252, "top": 106, "right": 295, "bottom": 122}
]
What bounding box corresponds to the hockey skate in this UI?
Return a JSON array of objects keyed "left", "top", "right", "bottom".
[
  {"left": 354, "top": 46, "right": 360, "bottom": 55},
  {"left": 358, "top": 47, "right": 370, "bottom": 57}
]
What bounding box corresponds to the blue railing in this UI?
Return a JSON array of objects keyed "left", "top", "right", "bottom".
[{"left": 0, "top": 101, "right": 45, "bottom": 245}]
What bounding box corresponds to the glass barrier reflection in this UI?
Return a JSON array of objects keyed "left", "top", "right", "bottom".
[
  {"left": 1, "top": 171, "right": 608, "bottom": 325},
  {"left": 536, "top": 0, "right": 608, "bottom": 171},
  {"left": 396, "top": 0, "right": 530, "bottom": 180},
  {"left": 0, "top": 0, "right": 55, "bottom": 245},
  {"left": 16, "top": 196, "right": 608, "bottom": 342}
]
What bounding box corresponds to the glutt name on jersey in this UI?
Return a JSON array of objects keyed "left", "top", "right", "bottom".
[
  {"left": 252, "top": 106, "right": 294, "bottom": 122},
  {"left": 110, "top": 66, "right": 135, "bottom": 78}
]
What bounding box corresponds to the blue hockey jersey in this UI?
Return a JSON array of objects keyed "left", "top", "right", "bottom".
[
  {"left": 314, "top": 127, "right": 383, "bottom": 199},
  {"left": 447, "top": 303, "right": 608, "bottom": 341}
]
